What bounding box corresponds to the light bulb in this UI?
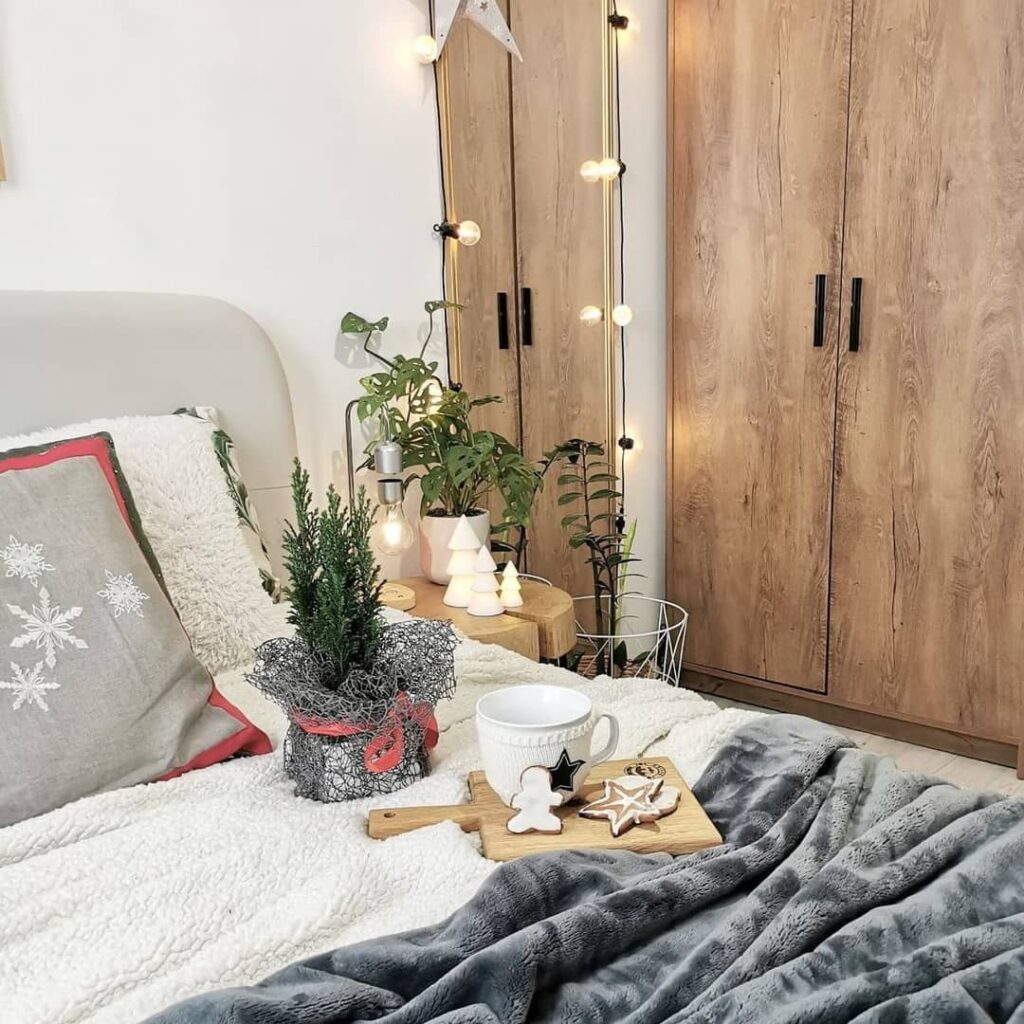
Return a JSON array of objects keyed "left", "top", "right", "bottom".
[
  {"left": 579, "top": 305, "right": 604, "bottom": 327},
  {"left": 413, "top": 35, "right": 439, "bottom": 63},
  {"left": 455, "top": 220, "right": 481, "bottom": 246},
  {"left": 598, "top": 157, "right": 623, "bottom": 181},
  {"left": 373, "top": 502, "right": 415, "bottom": 556},
  {"left": 580, "top": 160, "right": 602, "bottom": 183},
  {"left": 612, "top": 304, "right": 634, "bottom": 327}
]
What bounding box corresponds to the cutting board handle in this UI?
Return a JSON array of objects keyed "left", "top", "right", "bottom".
[{"left": 367, "top": 803, "right": 487, "bottom": 840}]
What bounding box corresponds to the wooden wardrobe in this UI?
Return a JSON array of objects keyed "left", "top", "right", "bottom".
[
  {"left": 442, "top": 1, "right": 610, "bottom": 598},
  {"left": 668, "top": 0, "right": 1024, "bottom": 767}
]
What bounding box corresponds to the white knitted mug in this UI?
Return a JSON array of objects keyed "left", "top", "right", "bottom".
[{"left": 476, "top": 685, "right": 620, "bottom": 806}]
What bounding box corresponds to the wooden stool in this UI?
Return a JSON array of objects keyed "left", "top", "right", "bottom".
[{"left": 385, "top": 576, "right": 576, "bottom": 663}]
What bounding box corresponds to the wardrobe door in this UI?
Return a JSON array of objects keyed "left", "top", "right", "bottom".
[
  {"left": 444, "top": 7, "right": 521, "bottom": 446},
  {"left": 668, "top": 0, "right": 852, "bottom": 691},
  {"left": 511, "top": 0, "right": 607, "bottom": 592},
  {"left": 829, "top": 2, "right": 1024, "bottom": 738}
]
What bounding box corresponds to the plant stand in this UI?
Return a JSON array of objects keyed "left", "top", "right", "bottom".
[{"left": 392, "top": 576, "right": 576, "bottom": 662}]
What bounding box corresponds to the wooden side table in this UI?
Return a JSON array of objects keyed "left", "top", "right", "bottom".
[{"left": 387, "top": 576, "right": 576, "bottom": 663}]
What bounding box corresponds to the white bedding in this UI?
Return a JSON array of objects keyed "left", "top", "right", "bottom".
[{"left": 0, "top": 621, "right": 761, "bottom": 1024}]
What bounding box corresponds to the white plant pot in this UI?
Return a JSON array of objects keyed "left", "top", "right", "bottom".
[{"left": 419, "top": 509, "right": 491, "bottom": 584}]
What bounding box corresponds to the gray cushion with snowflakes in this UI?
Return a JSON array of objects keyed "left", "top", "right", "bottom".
[{"left": 0, "top": 434, "right": 269, "bottom": 827}]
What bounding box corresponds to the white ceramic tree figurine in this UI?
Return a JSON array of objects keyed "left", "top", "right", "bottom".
[
  {"left": 467, "top": 545, "right": 503, "bottom": 617},
  {"left": 443, "top": 515, "right": 480, "bottom": 608},
  {"left": 500, "top": 561, "right": 523, "bottom": 608}
]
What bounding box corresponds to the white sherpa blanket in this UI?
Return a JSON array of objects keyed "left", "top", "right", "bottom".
[{"left": 0, "top": 630, "right": 761, "bottom": 1024}]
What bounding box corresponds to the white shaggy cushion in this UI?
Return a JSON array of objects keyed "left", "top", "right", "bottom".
[{"left": 0, "top": 415, "right": 280, "bottom": 673}]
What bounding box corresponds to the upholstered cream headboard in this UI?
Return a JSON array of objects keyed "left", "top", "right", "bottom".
[{"left": 0, "top": 291, "right": 297, "bottom": 574}]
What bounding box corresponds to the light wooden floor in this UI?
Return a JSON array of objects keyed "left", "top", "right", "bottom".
[{"left": 711, "top": 698, "right": 1024, "bottom": 797}]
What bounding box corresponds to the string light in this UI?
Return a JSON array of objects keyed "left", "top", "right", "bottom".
[
  {"left": 434, "top": 219, "right": 482, "bottom": 247},
  {"left": 580, "top": 157, "right": 623, "bottom": 184},
  {"left": 611, "top": 0, "right": 631, "bottom": 532},
  {"left": 413, "top": 34, "right": 439, "bottom": 63},
  {"left": 579, "top": 305, "right": 604, "bottom": 327},
  {"left": 454, "top": 220, "right": 481, "bottom": 246}
]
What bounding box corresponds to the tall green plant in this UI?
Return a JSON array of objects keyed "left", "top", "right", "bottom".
[
  {"left": 282, "top": 461, "right": 384, "bottom": 687},
  {"left": 542, "top": 439, "right": 643, "bottom": 677},
  {"left": 346, "top": 301, "right": 541, "bottom": 540}
]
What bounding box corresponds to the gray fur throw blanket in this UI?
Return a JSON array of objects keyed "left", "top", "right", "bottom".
[{"left": 150, "top": 715, "right": 1024, "bottom": 1023}]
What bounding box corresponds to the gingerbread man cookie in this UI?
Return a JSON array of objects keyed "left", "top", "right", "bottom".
[{"left": 506, "top": 766, "right": 564, "bottom": 834}]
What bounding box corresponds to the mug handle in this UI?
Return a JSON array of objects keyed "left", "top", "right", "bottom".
[{"left": 589, "top": 713, "right": 620, "bottom": 765}]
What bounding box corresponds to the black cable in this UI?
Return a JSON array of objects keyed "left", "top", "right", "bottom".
[
  {"left": 612, "top": 0, "right": 628, "bottom": 526},
  {"left": 428, "top": 0, "right": 456, "bottom": 387}
]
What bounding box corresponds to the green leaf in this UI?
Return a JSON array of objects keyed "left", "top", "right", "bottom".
[
  {"left": 557, "top": 492, "right": 582, "bottom": 506},
  {"left": 560, "top": 513, "right": 584, "bottom": 528},
  {"left": 557, "top": 473, "right": 583, "bottom": 485},
  {"left": 341, "top": 312, "right": 389, "bottom": 334},
  {"left": 424, "top": 299, "right": 464, "bottom": 314},
  {"left": 590, "top": 488, "right": 623, "bottom": 500}
]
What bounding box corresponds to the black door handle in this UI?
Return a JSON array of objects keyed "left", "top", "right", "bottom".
[
  {"left": 521, "top": 287, "right": 533, "bottom": 347},
  {"left": 497, "top": 292, "right": 510, "bottom": 350},
  {"left": 813, "top": 273, "right": 827, "bottom": 348},
  {"left": 849, "top": 277, "right": 863, "bottom": 352}
]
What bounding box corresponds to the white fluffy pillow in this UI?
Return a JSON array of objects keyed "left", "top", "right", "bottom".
[{"left": 0, "top": 415, "right": 281, "bottom": 673}]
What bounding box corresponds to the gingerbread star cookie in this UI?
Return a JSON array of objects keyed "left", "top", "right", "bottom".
[
  {"left": 613, "top": 774, "right": 681, "bottom": 816},
  {"left": 579, "top": 777, "right": 670, "bottom": 836}
]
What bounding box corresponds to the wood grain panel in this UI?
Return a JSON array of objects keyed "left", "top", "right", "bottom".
[
  {"left": 668, "top": 0, "right": 852, "bottom": 691},
  {"left": 829, "top": 1, "right": 1024, "bottom": 741},
  {"left": 512, "top": 0, "right": 607, "bottom": 591},
  {"left": 682, "top": 670, "right": 1018, "bottom": 768},
  {"left": 443, "top": 7, "right": 521, "bottom": 447}
]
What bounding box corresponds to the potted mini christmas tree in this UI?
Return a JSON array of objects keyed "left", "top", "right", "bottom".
[{"left": 247, "top": 461, "right": 458, "bottom": 802}]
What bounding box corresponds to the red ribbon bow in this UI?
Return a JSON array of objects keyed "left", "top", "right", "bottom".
[{"left": 292, "top": 691, "right": 439, "bottom": 774}]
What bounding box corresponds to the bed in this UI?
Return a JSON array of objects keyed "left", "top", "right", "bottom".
[
  {"left": 5, "top": 293, "right": 1024, "bottom": 1024},
  {"left": 0, "top": 292, "right": 759, "bottom": 1023},
  {"left": 0, "top": 291, "right": 297, "bottom": 576}
]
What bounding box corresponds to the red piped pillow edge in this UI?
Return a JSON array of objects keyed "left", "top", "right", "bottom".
[{"left": 0, "top": 433, "right": 272, "bottom": 780}]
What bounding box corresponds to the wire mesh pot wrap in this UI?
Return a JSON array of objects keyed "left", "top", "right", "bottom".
[{"left": 247, "top": 619, "right": 458, "bottom": 801}]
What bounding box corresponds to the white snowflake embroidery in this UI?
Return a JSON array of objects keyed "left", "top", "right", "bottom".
[
  {"left": 96, "top": 570, "right": 149, "bottom": 619},
  {"left": 1, "top": 535, "right": 55, "bottom": 587},
  {"left": 0, "top": 661, "right": 59, "bottom": 711},
  {"left": 7, "top": 587, "right": 88, "bottom": 669}
]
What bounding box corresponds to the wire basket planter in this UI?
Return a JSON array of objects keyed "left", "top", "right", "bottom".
[{"left": 571, "top": 595, "right": 688, "bottom": 686}]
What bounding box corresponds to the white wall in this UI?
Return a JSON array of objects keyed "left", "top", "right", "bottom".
[
  {"left": 0, "top": 0, "right": 444, "bottom": 490},
  {"left": 0, "top": 0, "right": 667, "bottom": 597}
]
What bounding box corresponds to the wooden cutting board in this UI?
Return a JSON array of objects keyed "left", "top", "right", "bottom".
[{"left": 367, "top": 757, "right": 722, "bottom": 861}]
